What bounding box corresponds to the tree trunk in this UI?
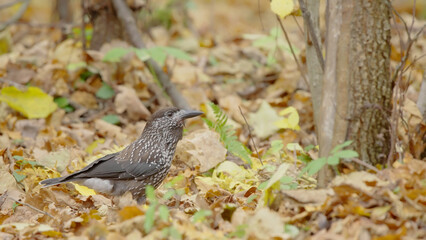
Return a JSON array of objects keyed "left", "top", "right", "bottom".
[
  {"left": 304, "top": 0, "right": 323, "bottom": 135},
  {"left": 317, "top": 0, "right": 392, "bottom": 186},
  {"left": 87, "top": 0, "right": 126, "bottom": 50},
  {"left": 346, "top": 0, "right": 392, "bottom": 166}
]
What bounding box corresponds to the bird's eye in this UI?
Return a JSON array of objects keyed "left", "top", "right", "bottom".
[{"left": 166, "top": 111, "right": 173, "bottom": 117}]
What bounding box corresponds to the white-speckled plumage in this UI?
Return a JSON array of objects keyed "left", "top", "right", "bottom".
[{"left": 39, "top": 107, "right": 203, "bottom": 204}]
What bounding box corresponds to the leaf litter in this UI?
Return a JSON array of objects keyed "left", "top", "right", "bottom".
[{"left": 0, "top": 1, "right": 424, "bottom": 239}]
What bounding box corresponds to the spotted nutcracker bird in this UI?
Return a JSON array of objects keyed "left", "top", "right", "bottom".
[{"left": 40, "top": 107, "right": 203, "bottom": 204}]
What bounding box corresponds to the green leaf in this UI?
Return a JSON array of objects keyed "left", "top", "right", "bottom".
[
  {"left": 257, "top": 180, "right": 269, "bottom": 190},
  {"left": 228, "top": 224, "right": 248, "bottom": 238},
  {"left": 79, "top": 70, "right": 94, "bottom": 81},
  {"left": 264, "top": 140, "right": 284, "bottom": 157},
  {"left": 103, "top": 47, "right": 132, "bottom": 62},
  {"left": 54, "top": 97, "right": 69, "bottom": 108},
  {"left": 12, "top": 155, "right": 24, "bottom": 161},
  {"left": 102, "top": 114, "right": 120, "bottom": 125},
  {"left": 96, "top": 83, "right": 115, "bottom": 99},
  {"left": 246, "top": 194, "right": 257, "bottom": 203},
  {"left": 158, "top": 205, "right": 169, "bottom": 222},
  {"left": 144, "top": 205, "right": 156, "bottom": 233},
  {"left": 263, "top": 163, "right": 290, "bottom": 190},
  {"left": 327, "top": 155, "right": 339, "bottom": 165},
  {"left": 284, "top": 224, "right": 299, "bottom": 237},
  {"left": 145, "top": 185, "right": 156, "bottom": 203},
  {"left": 168, "top": 226, "right": 182, "bottom": 240},
  {"left": 12, "top": 171, "right": 26, "bottom": 183},
  {"left": 162, "top": 189, "right": 175, "bottom": 200},
  {"left": 12, "top": 202, "right": 20, "bottom": 212},
  {"left": 304, "top": 144, "right": 315, "bottom": 152},
  {"left": 147, "top": 47, "right": 167, "bottom": 66},
  {"left": 133, "top": 48, "right": 151, "bottom": 61},
  {"left": 297, "top": 154, "right": 312, "bottom": 164},
  {"left": 191, "top": 209, "right": 212, "bottom": 223},
  {"left": 280, "top": 176, "right": 294, "bottom": 184},
  {"left": 63, "top": 105, "right": 75, "bottom": 113},
  {"left": 163, "top": 47, "right": 193, "bottom": 62},
  {"left": 304, "top": 157, "right": 326, "bottom": 176},
  {"left": 334, "top": 150, "right": 359, "bottom": 159},
  {"left": 67, "top": 61, "right": 87, "bottom": 71},
  {"left": 331, "top": 141, "right": 353, "bottom": 154},
  {"left": 0, "top": 86, "right": 57, "bottom": 119}
]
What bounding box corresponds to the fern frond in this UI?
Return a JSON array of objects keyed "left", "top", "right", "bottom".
[{"left": 206, "top": 103, "right": 252, "bottom": 166}]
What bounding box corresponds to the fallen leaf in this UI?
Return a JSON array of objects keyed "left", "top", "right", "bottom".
[
  {"left": 248, "top": 101, "right": 282, "bottom": 139},
  {"left": 175, "top": 129, "right": 226, "bottom": 172},
  {"left": 33, "top": 148, "right": 71, "bottom": 172},
  {"left": 274, "top": 106, "right": 300, "bottom": 131},
  {"left": 70, "top": 91, "right": 98, "bottom": 109},
  {"left": 0, "top": 86, "right": 57, "bottom": 119},
  {"left": 114, "top": 86, "right": 151, "bottom": 120},
  {"left": 72, "top": 183, "right": 97, "bottom": 196},
  {"left": 246, "top": 208, "right": 289, "bottom": 239}
]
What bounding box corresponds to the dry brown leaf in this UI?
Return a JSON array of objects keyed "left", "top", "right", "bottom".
[
  {"left": 175, "top": 129, "right": 226, "bottom": 172},
  {"left": 330, "top": 171, "right": 388, "bottom": 196},
  {"left": 33, "top": 148, "right": 71, "bottom": 172},
  {"left": 246, "top": 207, "right": 289, "bottom": 239},
  {"left": 114, "top": 86, "right": 150, "bottom": 121},
  {"left": 70, "top": 91, "right": 98, "bottom": 109}
]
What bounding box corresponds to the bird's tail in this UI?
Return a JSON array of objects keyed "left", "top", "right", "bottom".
[{"left": 39, "top": 176, "right": 71, "bottom": 188}]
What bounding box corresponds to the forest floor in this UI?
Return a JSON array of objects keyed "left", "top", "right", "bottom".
[{"left": 0, "top": 0, "right": 425, "bottom": 239}]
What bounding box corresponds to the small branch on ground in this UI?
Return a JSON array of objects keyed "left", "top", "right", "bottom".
[
  {"left": 0, "top": 0, "right": 30, "bottom": 32},
  {"left": 239, "top": 106, "right": 262, "bottom": 165},
  {"left": 7, "top": 196, "right": 55, "bottom": 219},
  {"left": 0, "top": 0, "right": 24, "bottom": 10},
  {"left": 110, "top": 0, "right": 191, "bottom": 110},
  {"left": 350, "top": 158, "right": 380, "bottom": 172}
]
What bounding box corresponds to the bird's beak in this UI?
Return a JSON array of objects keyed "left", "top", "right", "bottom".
[{"left": 180, "top": 110, "right": 204, "bottom": 119}]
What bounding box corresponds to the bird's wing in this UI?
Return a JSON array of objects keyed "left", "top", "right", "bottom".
[
  {"left": 65, "top": 152, "right": 124, "bottom": 180},
  {"left": 65, "top": 149, "right": 162, "bottom": 181},
  {"left": 117, "top": 151, "right": 163, "bottom": 181}
]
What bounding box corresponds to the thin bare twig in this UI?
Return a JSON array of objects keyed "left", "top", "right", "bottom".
[
  {"left": 238, "top": 106, "right": 262, "bottom": 165},
  {"left": 81, "top": 0, "right": 87, "bottom": 52},
  {"left": 276, "top": 16, "right": 310, "bottom": 90},
  {"left": 0, "top": 0, "right": 24, "bottom": 9},
  {"left": 350, "top": 158, "right": 380, "bottom": 172},
  {"left": 0, "top": 0, "right": 30, "bottom": 32},
  {"left": 111, "top": 0, "right": 190, "bottom": 109},
  {"left": 7, "top": 196, "right": 54, "bottom": 218},
  {"left": 292, "top": 15, "right": 304, "bottom": 36},
  {"left": 297, "top": 0, "right": 325, "bottom": 70},
  {"left": 387, "top": 1, "right": 425, "bottom": 165}
]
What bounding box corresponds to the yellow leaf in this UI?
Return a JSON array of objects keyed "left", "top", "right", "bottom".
[
  {"left": 0, "top": 86, "right": 57, "bottom": 118},
  {"left": 274, "top": 106, "right": 300, "bottom": 130},
  {"left": 85, "top": 139, "right": 106, "bottom": 154},
  {"left": 119, "top": 206, "right": 143, "bottom": 220},
  {"left": 248, "top": 101, "right": 282, "bottom": 139},
  {"left": 195, "top": 161, "right": 258, "bottom": 193},
  {"left": 270, "top": 0, "right": 294, "bottom": 18},
  {"left": 72, "top": 183, "right": 97, "bottom": 196}
]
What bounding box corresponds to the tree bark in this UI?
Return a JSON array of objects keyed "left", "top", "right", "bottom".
[
  {"left": 88, "top": 0, "right": 126, "bottom": 50},
  {"left": 303, "top": 0, "right": 323, "bottom": 136},
  {"left": 347, "top": 0, "right": 392, "bottom": 166},
  {"left": 318, "top": 0, "right": 353, "bottom": 187},
  {"left": 317, "top": 0, "right": 392, "bottom": 186}
]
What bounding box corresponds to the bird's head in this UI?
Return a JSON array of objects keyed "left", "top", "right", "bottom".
[{"left": 146, "top": 107, "right": 203, "bottom": 131}]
